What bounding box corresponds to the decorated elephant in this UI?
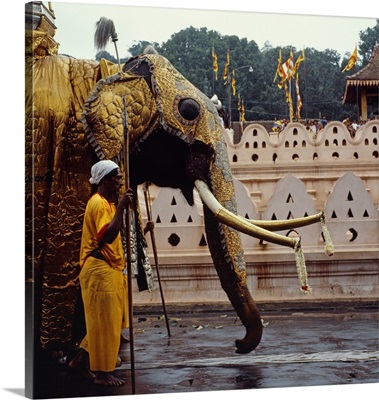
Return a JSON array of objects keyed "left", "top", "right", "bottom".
[{"left": 25, "top": 10, "right": 333, "bottom": 358}]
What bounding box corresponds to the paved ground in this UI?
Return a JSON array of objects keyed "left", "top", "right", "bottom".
[{"left": 30, "top": 302, "right": 378, "bottom": 399}]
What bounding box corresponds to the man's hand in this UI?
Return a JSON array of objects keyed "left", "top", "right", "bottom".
[
  {"left": 144, "top": 221, "right": 155, "bottom": 235},
  {"left": 119, "top": 188, "right": 134, "bottom": 209}
]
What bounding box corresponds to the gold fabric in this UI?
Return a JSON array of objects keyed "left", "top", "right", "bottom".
[
  {"left": 26, "top": 48, "right": 100, "bottom": 349},
  {"left": 99, "top": 58, "right": 121, "bottom": 78},
  {"left": 25, "top": 30, "right": 59, "bottom": 58},
  {"left": 142, "top": 54, "right": 223, "bottom": 150},
  {"left": 82, "top": 71, "right": 159, "bottom": 161}
]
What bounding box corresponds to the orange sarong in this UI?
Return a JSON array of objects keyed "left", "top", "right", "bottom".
[{"left": 79, "top": 256, "right": 128, "bottom": 372}]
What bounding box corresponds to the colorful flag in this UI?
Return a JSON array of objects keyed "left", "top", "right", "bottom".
[
  {"left": 273, "top": 49, "right": 284, "bottom": 82},
  {"left": 283, "top": 50, "right": 294, "bottom": 80},
  {"left": 295, "top": 72, "right": 302, "bottom": 120},
  {"left": 223, "top": 50, "right": 230, "bottom": 83},
  {"left": 241, "top": 100, "right": 246, "bottom": 122},
  {"left": 212, "top": 48, "right": 218, "bottom": 80},
  {"left": 293, "top": 49, "right": 305, "bottom": 75},
  {"left": 278, "top": 50, "right": 294, "bottom": 89},
  {"left": 238, "top": 94, "right": 245, "bottom": 122},
  {"left": 231, "top": 70, "right": 236, "bottom": 95},
  {"left": 342, "top": 46, "right": 358, "bottom": 72}
]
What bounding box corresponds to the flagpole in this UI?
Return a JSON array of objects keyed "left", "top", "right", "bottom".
[
  {"left": 227, "top": 71, "right": 232, "bottom": 128},
  {"left": 226, "top": 63, "right": 253, "bottom": 128},
  {"left": 212, "top": 47, "right": 215, "bottom": 94},
  {"left": 303, "top": 47, "right": 307, "bottom": 120},
  {"left": 355, "top": 68, "right": 359, "bottom": 124},
  {"left": 354, "top": 44, "right": 359, "bottom": 123}
]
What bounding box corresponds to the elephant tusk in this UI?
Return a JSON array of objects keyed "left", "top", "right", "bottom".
[
  {"left": 195, "top": 179, "right": 313, "bottom": 293},
  {"left": 247, "top": 212, "right": 324, "bottom": 231},
  {"left": 194, "top": 180, "right": 299, "bottom": 249},
  {"left": 248, "top": 212, "right": 334, "bottom": 256}
]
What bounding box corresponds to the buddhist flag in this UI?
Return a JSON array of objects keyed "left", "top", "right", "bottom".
[
  {"left": 293, "top": 49, "right": 305, "bottom": 75},
  {"left": 212, "top": 48, "right": 218, "bottom": 79},
  {"left": 223, "top": 50, "right": 230, "bottom": 83},
  {"left": 278, "top": 50, "right": 294, "bottom": 89},
  {"left": 231, "top": 70, "right": 236, "bottom": 95},
  {"left": 238, "top": 94, "right": 245, "bottom": 122},
  {"left": 342, "top": 46, "right": 358, "bottom": 72},
  {"left": 283, "top": 50, "right": 294, "bottom": 80},
  {"left": 295, "top": 72, "right": 302, "bottom": 120},
  {"left": 241, "top": 100, "right": 246, "bottom": 122},
  {"left": 274, "top": 48, "right": 283, "bottom": 82}
]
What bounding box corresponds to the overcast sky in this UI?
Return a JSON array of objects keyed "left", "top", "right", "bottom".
[{"left": 50, "top": 0, "right": 378, "bottom": 61}]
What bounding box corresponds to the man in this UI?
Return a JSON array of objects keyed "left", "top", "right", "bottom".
[{"left": 69, "top": 160, "right": 133, "bottom": 386}]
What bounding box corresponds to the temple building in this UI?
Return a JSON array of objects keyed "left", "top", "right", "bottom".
[{"left": 342, "top": 44, "right": 379, "bottom": 121}]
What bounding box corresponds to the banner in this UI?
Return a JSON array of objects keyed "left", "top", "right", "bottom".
[
  {"left": 212, "top": 47, "right": 218, "bottom": 80},
  {"left": 342, "top": 46, "right": 358, "bottom": 72}
]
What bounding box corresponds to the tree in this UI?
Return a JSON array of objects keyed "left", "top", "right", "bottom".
[
  {"left": 95, "top": 50, "right": 117, "bottom": 64},
  {"left": 113, "top": 23, "right": 377, "bottom": 123},
  {"left": 128, "top": 40, "right": 160, "bottom": 57},
  {"left": 358, "top": 19, "right": 379, "bottom": 65},
  {"left": 298, "top": 48, "right": 348, "bottom": 120},
  {"left": 158, "top": 26, "right": 223, "bottom": 96}
]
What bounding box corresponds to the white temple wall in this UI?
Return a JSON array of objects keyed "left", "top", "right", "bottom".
[{"left": 133, "top": 121, "right": 379, "bottom": 306}]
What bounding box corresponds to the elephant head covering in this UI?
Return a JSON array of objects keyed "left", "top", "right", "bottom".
[{"left": 89, "top": 160, "right": 119, "bottom": 185}]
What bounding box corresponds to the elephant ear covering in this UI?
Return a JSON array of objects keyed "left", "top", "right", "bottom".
[
  {"left": 81, "top": 70, "right": 159, "bottom": 163},
  {"left": 81, "top": 70, "right": 157, "bottom": 292}
]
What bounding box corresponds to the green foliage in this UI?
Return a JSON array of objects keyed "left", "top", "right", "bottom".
[
  {"left": 95, "top": 50, "right": 117, "bottom": 63},
  {"left": 111, "top": 24, "right": 377, "bottom": 122},
  {"left": 358, "top": 19, "right": 379, "bottom": 64},
  {"left": 128, "top": 40, "right": 160, "bottom": 56}
]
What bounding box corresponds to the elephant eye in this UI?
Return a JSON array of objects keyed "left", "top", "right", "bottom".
[{"left": 177, "top": 98, "right": 200, "bottom": 121}]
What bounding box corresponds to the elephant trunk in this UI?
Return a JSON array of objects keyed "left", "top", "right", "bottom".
[
  {"left": 185, "top": 141, "right": 264, "bottom": 353},
  {"left": 203, "top": 204, "right": 263, "bottom": 354}
]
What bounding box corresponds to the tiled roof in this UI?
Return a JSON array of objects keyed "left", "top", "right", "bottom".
[
  {"left": 342, "top": 44, "right": 379, "bottom": 104},
  {"left": 348, "top": 44, "right": 379, "bottom": 81}
]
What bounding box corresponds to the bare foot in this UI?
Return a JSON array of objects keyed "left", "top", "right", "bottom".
[
  {"left": 68, "top": 348, "right": 95, "bottom": 380},
  {"left": 94, "top": 372, "right": 125, "bottom": 386}
]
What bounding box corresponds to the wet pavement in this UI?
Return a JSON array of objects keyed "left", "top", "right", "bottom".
[{"left": 31, "top": 301, "right": 378, "bottom": 399}]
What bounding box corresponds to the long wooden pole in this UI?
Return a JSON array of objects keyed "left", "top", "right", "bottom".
[
  {"left": 123, "top": 96, "right": 136, "bottom": 394},
  {"left": 143, "top": 184, "right": 171, "bottom": 337}
]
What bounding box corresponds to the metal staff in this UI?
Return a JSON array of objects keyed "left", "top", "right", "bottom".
[
  {"left": 95, "top": 18, "right": 136, "bottom": 394},
  {"left": 94, "top": 17, "right": 121, "bottom": 71},
  {"left": 143, "top": 183, "right": 171, "bottom": 337}
]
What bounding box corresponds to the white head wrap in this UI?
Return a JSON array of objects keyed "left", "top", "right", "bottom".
[{"left": 89, "top": 160, "right": 120, "bottom": 185}]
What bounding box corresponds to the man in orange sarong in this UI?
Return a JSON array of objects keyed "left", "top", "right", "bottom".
[{"left": 69, "top": 160, "right": 133, "bottom": 386}]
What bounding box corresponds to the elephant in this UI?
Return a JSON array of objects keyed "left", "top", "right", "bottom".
[{"left": 25, "top": 16, "right": 333, "bottom": 358}]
